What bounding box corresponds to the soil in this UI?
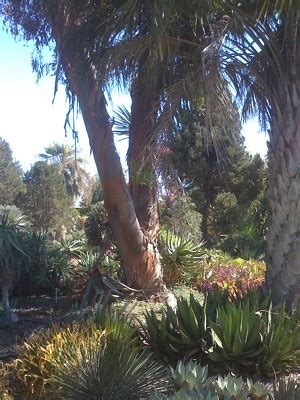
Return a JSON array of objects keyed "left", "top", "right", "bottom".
[{"left": 0, "top": 294, "right": 80, "bottom": 362}]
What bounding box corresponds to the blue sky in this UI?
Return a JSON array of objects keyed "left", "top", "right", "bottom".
[{"left": 0, "top": 25, "right": 268, "bottom": 176}]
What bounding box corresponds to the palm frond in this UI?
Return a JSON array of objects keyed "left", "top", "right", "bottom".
[{"left": 113, "top": 105, "right": 131, "bottom": 137}]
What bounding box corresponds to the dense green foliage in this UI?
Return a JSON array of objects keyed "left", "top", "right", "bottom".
[
  {"left": 0, "top": 207, "right": 28, "bottom": 311},
  {"left": 171, "top": 110, "right": 267, "bottom": 257},
  {"left": 19, "top": 161, "right": 73, "bottom": 234},
  {"left": 0, "top": 138, "right": 24, "bottom": 206},
  {"left": 160, "top": 196, "right": 202, "bottom": 243},
  {"left": 84, "top": 201, "right": 112, "bottom": 247},
  {"left": 39, "top": 143, "right": 91, "bottom": 203},
  {"left": 14, "top": 231, "right": 69, "bottom": 296},
  {"left": 141, "top": 291, "right": 300, "bottom": 377}
]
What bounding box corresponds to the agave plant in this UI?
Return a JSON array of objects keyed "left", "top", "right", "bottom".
[
  {"left": 151, "top": 387, "right": 220, "bottom": 400},
  {"left": 169, "top": 360, "right": 209, "bottom": 391},
  {"left": 159, "top": 230, "right": 205, "bottom": 285},
  {"left": 259, "top": 305, "right": 300, "bottom": 377},
  {"left": 213, "top": 374, "right": 250, "bottom": 400},
  {"left": 141, "top": 294, "right": 210, "bottom": 363},
  {"left": 209, "top": 300, "right": 265, "bottom": 373}
]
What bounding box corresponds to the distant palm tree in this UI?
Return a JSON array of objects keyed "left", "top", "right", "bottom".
[{"left": 40, "top": 143, "right": 91, "bottom": 203}]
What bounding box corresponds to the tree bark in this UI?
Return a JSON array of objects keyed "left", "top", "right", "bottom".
[
  {"left": 2, "top": 283, "right": 10, "bottom": 313},
  {"left": 265, "top": 72, "right": 300, "bottom": 312},
  {"left": 128, "top": 81, "right": 159, "bottom": 238},
  {"left": 51, "top": 12, "right": 163, "bottom": 291}
]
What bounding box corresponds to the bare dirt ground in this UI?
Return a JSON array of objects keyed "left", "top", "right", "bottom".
[{"left": 0, "top": 294, "right": 80, "bottom": 362}]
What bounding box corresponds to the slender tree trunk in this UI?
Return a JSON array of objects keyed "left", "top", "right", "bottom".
[
  {"left": 265, "top": 73, "right": 300, "bottom": 312},
  {"left": 52, "top": 14, "right": 163, "bottom": 291},
  {"left": 2, "top": 283, "right": 10, "bottom": 313},
  {"left": 201, "top": 204, "right": 209, "bottom": 245},
  {"left": 128, "top": 81, "right": 160, "bottom": 237}
]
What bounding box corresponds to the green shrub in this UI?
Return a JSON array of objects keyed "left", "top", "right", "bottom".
[
  {"left": 159, "top": 230, "right": 204, "bottom": 285},
  {"left": 84, "top": 202, "right": 112, "bottom": 247},
  {"left": 14, "top": 230, "right": 69, "bottom": 296}
]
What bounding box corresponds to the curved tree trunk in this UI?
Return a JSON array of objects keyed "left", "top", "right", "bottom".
[
  {"left": 51, "top": 13, "right": 163, "bottom": 291},
  {"left": 265, "top": 75, "right": 300, "bottom": 313}
]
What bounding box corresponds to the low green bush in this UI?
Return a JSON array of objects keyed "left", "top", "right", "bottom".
[{"left": 13, "top": 230, "right": 69, "bottom": 296}]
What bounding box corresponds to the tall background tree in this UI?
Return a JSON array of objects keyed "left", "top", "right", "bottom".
[
  {"left": 39, "top": 143, "right": 91, "bottom": 204},
  {"left": 6, "top": 0, "right": 300, "bottom": 306},
  {"left": 19, "top": 161, "right": 72, "bottom": 235},
  {"left": 170, "top": 109, "right": 267, "bottom": 256},
  {"left": 0, "top": 137, "right": 24, "bottom": 206}
]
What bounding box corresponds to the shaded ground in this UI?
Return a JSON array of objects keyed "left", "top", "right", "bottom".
[{"left": 0, "top": 294, "right": 80, "bottom": 362}]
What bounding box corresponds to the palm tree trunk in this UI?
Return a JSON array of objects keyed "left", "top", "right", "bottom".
[
  {"left": 265, "top": 84, "right": 300, "bottom": 312},
  {"left": 51, "top": 19, "right": 163, "bottom": 291},
  {"left": 2, "top": 283, "right": 10, "bottom": 313}
]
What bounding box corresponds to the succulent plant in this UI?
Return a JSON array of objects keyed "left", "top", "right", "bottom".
[
  {"left": 273, "top": 378, "right": 300, "bottom": 400},
  {"left": 169, "top": 360, "right": 209, "bottom": 391},
  {"left": 159, "top": 230, "right": 204, "bottom": 285},
  {"left": 209, "top": 300, "right": 264, "bottom": 372}
]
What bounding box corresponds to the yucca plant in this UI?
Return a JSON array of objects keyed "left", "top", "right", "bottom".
[
  {"left": 60, "top": 237, "right": 85, "bottom": 259},
  {"left": 79, "top": 249, "right": 99, "bottom": 272},
  {"left": 48, "top": 326, "right": 168, "bottom": 399},
  {"left": 159, "top": 230, "right": 205, "bottom": 285},
  {"left": 84, "top": 202, "right": 112, "bottom": 247},
  {"left": 209, "top": 300, "right": 265, "bottom": 373}
]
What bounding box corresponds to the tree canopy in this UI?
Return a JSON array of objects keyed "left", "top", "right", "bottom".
[
  {"left": 19, "top": 161, "right": 73, "bottom": 234},
  {"left": 0, "top": 137, "right": 24, "bottom": 206}
]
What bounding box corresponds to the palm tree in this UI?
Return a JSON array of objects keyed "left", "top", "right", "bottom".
[
  {"left": 7, "top": 1, "right": 300, "bottom": 305},
  {"left": 39, "top": 143, "right": 91, "bottom": 203},
  {"left": 104, "top": 0, "right": 300, "bottom": 308}
]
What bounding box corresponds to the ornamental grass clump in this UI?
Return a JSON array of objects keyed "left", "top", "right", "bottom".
[{"left": 15, "top": 308, "right": 169, "bottom": 399}]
